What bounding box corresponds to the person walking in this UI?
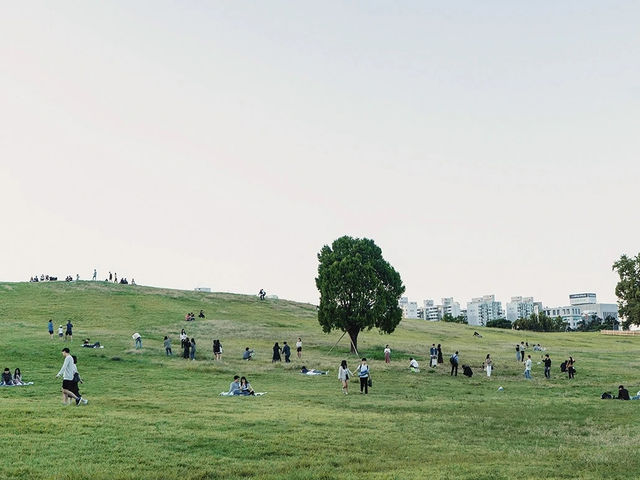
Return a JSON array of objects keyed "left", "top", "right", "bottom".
[
  {"left": 296, "top": 338, "right": 302, "bottom": 359},
  {"left": 69, "top": 355, "right": 88, "bottom": 405},
  {"left": 567, "top": 356, "right": 576, "bottom": 379},
  {"left": 524, "top": 355, "right": 532, "bottom": 379},
  {"left": 384, "top": 345, "right": 391, "bottom": 364},
  {"left": 164, "top": 336, "right": 172, "bottom": 356},
  {"left": 56, "top": 348, "right": 86, "bottom": 406},
  {"left": 543, "top": 354, "right": 551, "bottom": 379},
  {"left": 189, "top": 338, "right": 196, "bottom": 360},
  {"left": 338, "top": 360, "right": 352, "bottom": 395},
  {"left": 485, "top": 354, "right": 492, "bottom": 377},
  {"left": 437, "top": 344, "right": 443, "bottom": 364},
  {"left": 282, "top": 342, "right": 291, "bottom": 363},
  {"left": 354, "top": 358, "right": 371, "bottom": 394},
  {"left": 272, "top": 342, "right": 282, "bottom": 363},
  {"left": 65, "top": 320, "right": 73, "bottom": 342},
  {"left": 450, "top": 351, "right": 459, "bottom": 376},
  {"left": 48, "top": 319, "right": 54, "bottom": 339},
  {"left": 92, "top": 269, "right": 97, "bottom": 281}
]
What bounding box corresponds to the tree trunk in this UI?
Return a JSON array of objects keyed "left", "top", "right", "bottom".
[{"left": 348, "top": 329, "right": 359, "bottom": 354}]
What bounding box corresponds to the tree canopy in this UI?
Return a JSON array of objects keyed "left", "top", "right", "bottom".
[
  {"left": 316, "top": 236, "right": 405, "bottom": 352},
  {"left": 513, "top": 313, "right": 565, "bottom": 332},
  {"left": 612, "top": 253, "right": 640, "bottom": 329}
]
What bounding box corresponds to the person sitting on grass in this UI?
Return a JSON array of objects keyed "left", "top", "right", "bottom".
[
  {"left": 13, "top": 368, "right": 23, "bottom": 386},
  {"left": 243, "top": 348, "right": 254, "bottom": 360},
  {"left": 1, "top": 368, "right": 13, "bottom": 385},
  {"left": 409, "top": 357, "right": 420, "bottom": 373},
  {"left": 239, "top": 376, "right": 255, "bottom": 395},
  {"left": 300, "top": 366, "right": 328, "bottom": 375},
  {"left": 228, "top": 375, "right": 241, "bottom": 395},
  {"left": 618, "top": 385, "right": 630, "bottom": 400},
  {"left": 198, "top": 310, "right": 205, "bottom": 318}
]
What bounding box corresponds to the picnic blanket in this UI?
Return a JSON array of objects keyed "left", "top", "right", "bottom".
[
  {"left": 0, "top": 382, "right": 34, "bottom": 387},
  {"left": 219, "top": 391, "right": 267, "bottom": 396}
]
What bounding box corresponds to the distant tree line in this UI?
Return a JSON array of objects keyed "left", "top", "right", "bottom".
[{"left": 441, "top": 313, "right": 467, "bottom": 324}]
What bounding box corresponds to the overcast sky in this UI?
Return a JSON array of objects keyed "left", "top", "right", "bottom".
[{"left": 1, "top": 1, "right": 638, "bottom": 307}]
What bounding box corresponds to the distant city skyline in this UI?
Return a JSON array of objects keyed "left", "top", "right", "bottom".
[{"left": 1, "top": 2, "right": 638, "bottom": 306}]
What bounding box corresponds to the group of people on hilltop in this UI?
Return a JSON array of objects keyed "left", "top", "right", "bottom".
[
  {"left": 30, "top": 274, "right": 58, "bottom": 282},
  {"left": 271, "top": 338, "right": 303, "bottom": 363}
]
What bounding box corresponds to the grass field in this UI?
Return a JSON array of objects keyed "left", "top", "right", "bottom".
[{"left": 1, "top": 281, "right": 639, "bottom": 480}]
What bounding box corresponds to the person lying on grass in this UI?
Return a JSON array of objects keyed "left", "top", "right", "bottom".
[{"left": 300, "top": 366, "right": 328, "bottom": 375}]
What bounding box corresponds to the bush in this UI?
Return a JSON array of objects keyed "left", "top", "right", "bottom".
[{"left": 486, "top": 319, "right": 512, "bottom": 329}]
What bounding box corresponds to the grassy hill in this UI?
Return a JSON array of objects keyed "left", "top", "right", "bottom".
[{"left": 1, "top": 281, "right": 639, "bottom": 480}]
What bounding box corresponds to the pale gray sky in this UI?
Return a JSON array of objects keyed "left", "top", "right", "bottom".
[{"left": 1, "top": 1, "right": 638, "bottom": 307}]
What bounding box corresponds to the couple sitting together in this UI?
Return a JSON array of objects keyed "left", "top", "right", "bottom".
[{"left": 227, "top": 375, "right": 254, "bottom": 395}]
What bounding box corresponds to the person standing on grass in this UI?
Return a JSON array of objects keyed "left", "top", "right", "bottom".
[
  {"left": 272, "top": 342, "right": 282, "bottom": 363},
  {"left": 485, "top": 354, "right": 492, "bottom": 377},
  {"left": 48, "top": 319, "right": 54, "bottom": 339},
  {"left": 524, "top": 355, "right": 532, "bottom": 379},
  {"left": 56, "top": 348, "right": 85, "bottom": 406},
  {"left": 520, "top": 342, "right": 526, "bottom": 362},
  {"left": 133, "top": 333, "right": 142, "bottom": 349},
  {"left": 338, "top": 360, "right": 352, "bottom": 395},
  {"left": 354, "top": 358, "right": 370, "bottom": 394},
  {"left": 437, "top": 344, "right": 443, "bottom": 364},
  {"left": 430, "top": 344, "right": 438, "bottom": 368},
  {"left": 164, "top": 336, "right": 172, "bottom": 356},
  {"left": 567, "top": 356, "right": 576, "bottom": 379},
  {"left": 450, "top": 351, "right": 459, "bottom": 376},
  {"left": 282, "top": 342, "right": 291, "bottom": 363},
  {"left": 180, "top": 329, "right": 187, "bottom": 349},
  {"left": 543, "top": 354, "right": 551, "bottom": 379},
  {"left": 92, "top": 269, "right": 97, "bottom": 281},
  {"left": 515, "top": 344, "right": 520, "bottom": 362},
  {"left": 190, "top": 338, "right": 196, "bottom": 360},
  {"left": 183, "top": 337, "right": 190, "bottom": 359},
  {"left": 58, "top": 325, "right": 64, "bottom": 340},
  {"left": 213, "top": 340, "right": 222, "bottom": 360},
  {"left": 65, "top": 320, "right": 73, "bottom": 342},
  {"left": 296, "top": 338, "right": 303, "bottom": 359},
  {"left": 384, "top": 345, "right": 391, "bottom": 364}
]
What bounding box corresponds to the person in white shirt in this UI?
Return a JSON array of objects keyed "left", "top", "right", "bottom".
[
  {"left": 409, "top": 357, "right": 420, "bottom": 372},
  {"left": 485, "top": 354, "right": 493, "bottom": 377},
  {"left": 56, "top": 348, "right": 86, "bottom": 405},
  {"left": 524, "top": 355, "right": 532, "bottom": 380},
  {"left": 384, "top": 345, "right": 391, "bottom": 364},
  {"left": 338, "top": 360, "right": 353, "bottom": 395},
  {"left": 296, "top": 338, "right": 303, "bottom": 359}
]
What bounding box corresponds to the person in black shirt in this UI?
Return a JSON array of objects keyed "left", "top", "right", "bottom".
[
  {"left": 282, "top": 342, "right": 291, "bottom": 363},
  {"left": 543, "top": 354, "right": 551, "bottom": 379},
  {"left": 618, "top": 385, "right": 630, "bottom": 400}
]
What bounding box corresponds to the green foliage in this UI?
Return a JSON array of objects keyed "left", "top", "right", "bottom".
[
  {"left": 513, "top": 313, "right": 566, "bottom": 332},
  {"left": 577, "top": 315, "right": 618, "bottom": 332},
  {"left": 486, "top": 318, "right": 512, "bottom": 329},
  {"left": 612, "top": 253, "right": 640, "bottom": 329},
  {"left": 315, "top": 236, "right": 405, "bottom": 350},
  {"left": 441, "top": 313, "right": 468, "bottom": 324}
]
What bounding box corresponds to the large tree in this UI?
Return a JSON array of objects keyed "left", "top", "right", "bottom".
[
  {"left": 316, "top": 236, "right": 405, "bottom": 352},
  {"left": 612, "top": 253, "right": 640, "bottom": 329}
]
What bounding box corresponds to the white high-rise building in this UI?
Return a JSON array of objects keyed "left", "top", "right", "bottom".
[
  {"left": 466, "top": 295, "right": 503, "bottom": 326},
  {"left": 442, "top": 297, "right": 461, "bottom": 318},
  {"left": 423, "top": 299, "right": 442, "bottom": 321},
  {"left": 506, "top": 296, "right": 543, "bottom": 322},
  {"left": 544, "top": 293, "right": 618, "bottom": 329},
  {"left": 400, "top": 297, "right": 420, "bottom": 319}
]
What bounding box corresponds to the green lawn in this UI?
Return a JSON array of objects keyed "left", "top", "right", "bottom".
[{"left": 1, "top": 281, "right": 638, "bottom": 480}]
